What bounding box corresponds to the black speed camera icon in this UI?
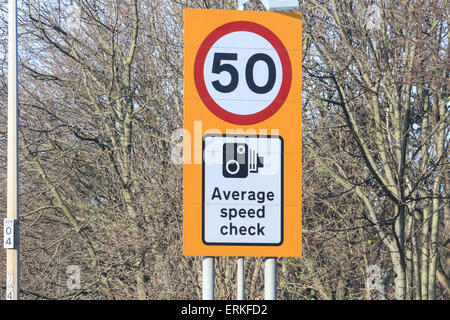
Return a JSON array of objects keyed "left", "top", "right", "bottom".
[{"left": 223, "top": 143, "right": 264, "bottom": 178}]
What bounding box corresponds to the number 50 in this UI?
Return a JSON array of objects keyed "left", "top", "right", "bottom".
[{"left": 211, "top": 52, "right": 276, "bottom": 94}]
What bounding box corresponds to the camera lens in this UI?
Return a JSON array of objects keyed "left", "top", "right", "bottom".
[
  {"left": 225, "top": 160, "right": 240, "bottom": 175},
  {"left": 237, "top": 145, "right": 246, "bottom": 154}
]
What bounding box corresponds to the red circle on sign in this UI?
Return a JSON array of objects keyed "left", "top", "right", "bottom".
[{"left": 194, "top": 21, "right": 292, "bottom": 125}]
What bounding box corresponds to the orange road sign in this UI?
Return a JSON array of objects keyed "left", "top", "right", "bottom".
[{"left": 183, "top": 9, "right": 302, "bottom": 257}]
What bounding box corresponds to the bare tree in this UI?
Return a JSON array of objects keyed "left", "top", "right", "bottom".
[
  {"left": 302, "top": 0, "right": 449, "bottom": 299},
  {"left": 0, "top": 0, "right": 447, "bottom": 300}
]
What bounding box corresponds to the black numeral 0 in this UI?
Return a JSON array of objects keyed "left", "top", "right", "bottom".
[
  {"left": 245, "top": 53, "right": 276, "bottom": 94},
  {"left": 211, "top": 52, "right": 276, "bottom": 94}
]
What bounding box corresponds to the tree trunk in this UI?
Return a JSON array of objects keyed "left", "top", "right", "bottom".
[{"left": 391, "top": 249, "right": 407, "bottom": 300}]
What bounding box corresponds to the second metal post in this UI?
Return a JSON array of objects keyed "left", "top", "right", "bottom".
[
  {"left": 237, "top": 257, "right": 245, "bottom": 299},
  {"left": 264, "top": 257, "right": 277, "bottom": 300}
]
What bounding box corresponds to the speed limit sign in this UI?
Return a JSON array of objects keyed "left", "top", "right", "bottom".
[
  {"left": 184, "top": 9, "right": 302, "bottom": 257},
  {"left": 194, "top": 21, "right": 292, "bottom": 125}
]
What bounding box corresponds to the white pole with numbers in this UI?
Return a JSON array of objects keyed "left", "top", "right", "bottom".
[{"left": 5, "top": 0, "right": 20, "bottom": 301}]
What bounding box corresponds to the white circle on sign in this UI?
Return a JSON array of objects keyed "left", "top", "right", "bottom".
[
  {"left": 237, "top": 144, "right": 246, "bottom": 154},
  {"left": 203, "top": 31, "right": 283, "bottom": 116},
  {"left": 225, "top": 159, "right": 240, "bottom": 175}
]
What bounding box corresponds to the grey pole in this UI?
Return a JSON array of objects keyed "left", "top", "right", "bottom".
[
  {"left": 237, "top": 257, "right": 245, "bottom": 299},
  {"left": 202, "top": 256, "right": 215, "bottom": 300},
  {"left": 264, "top": 257, "right": 277, "bottom": 300},
  {"left": 6, "top": 0, "right": 20, "bottom": 301}
]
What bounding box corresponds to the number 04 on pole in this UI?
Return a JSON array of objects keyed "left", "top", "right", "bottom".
[{"left": 183, "top": 9, "right": 302, "bottom": 257}]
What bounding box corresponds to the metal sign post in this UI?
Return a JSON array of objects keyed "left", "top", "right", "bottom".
[
  {"left": 202, "top": 257, "right": 215, "bottom": 300},
  {"left": 237, "top": 257, "right": 245, "bottom": 299},
  {"left": 6, "top": 0, "right": 20, "bottom": 301}
]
